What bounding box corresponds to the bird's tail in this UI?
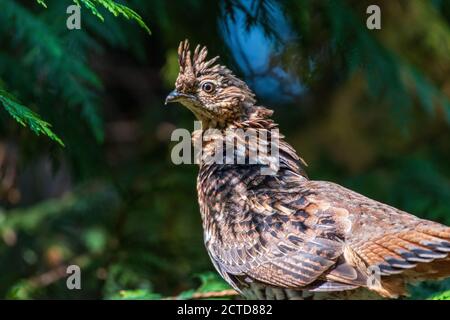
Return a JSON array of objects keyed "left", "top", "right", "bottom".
[{"left": 354, "top": 222, "right": 450, "bottom": 297}]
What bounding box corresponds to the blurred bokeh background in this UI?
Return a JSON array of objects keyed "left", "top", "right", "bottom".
[{"left": 1, "top": 0, "right": 450, "bottom": 299}]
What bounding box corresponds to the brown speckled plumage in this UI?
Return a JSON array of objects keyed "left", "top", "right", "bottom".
[{"left": 166, "top": 40, "right": 450, "bottom": 299}]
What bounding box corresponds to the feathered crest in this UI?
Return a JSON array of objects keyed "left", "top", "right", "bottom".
[{"left": 177, "top": 39, "right": 222, "bottom": 78}]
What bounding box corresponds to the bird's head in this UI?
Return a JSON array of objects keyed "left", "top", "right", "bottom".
[{"left": 165, "top": 40, "right": 256, "bottom": 128}]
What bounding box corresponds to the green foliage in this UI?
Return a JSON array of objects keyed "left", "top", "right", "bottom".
[
  {"left": 75, "top": 0, "right": 150, "bottom": 34},
  {"left": 176, "top": 272, "right": 232, "bottom": 300},
  {"left": 196, "top": 272, "right": 231, "bottom": 293},
  {"left": 3, "top": 0, "right": 101, "bottom": 142},
  {"left": 407, "top": 278, "right": 450, "bottom": 300},
  {"left": 112, "top": 272, "right": 232, "bottom": 300},
  {"left": 429, "top": 290, "right": 450, "bottom": 300},
  {"left": 36, "top": 0, "right": 151, "bottom": 35},
  {"left": 111, "top": 289, "right": 162, "bottom": 300},
  {"left": 2, "top": 0, "right": 150, "bottom": 144},
  {"left": 290, "top": 0, "right": 450, "bottom": 128},
  {"left": 0, "top": 85, "right": 63, "bottom": 146},
  {"left": 36, "top": 0, "right": 48, "bottom": 8}
]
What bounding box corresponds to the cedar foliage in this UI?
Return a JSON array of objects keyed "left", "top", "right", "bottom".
[{"left": 0, "top": 0, "right": 449, "bottom": 299}]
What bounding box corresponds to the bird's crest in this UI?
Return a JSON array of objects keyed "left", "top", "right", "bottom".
[
  {"left": 177, "top": 40, "right": 228, "bottom": 79},
  {"left": 174, "top": 39, "right": 264, "bottom": 123}
]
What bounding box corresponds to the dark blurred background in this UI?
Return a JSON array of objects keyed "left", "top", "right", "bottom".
[{"left": 1, "top": 0, "right": 450, "bottom": 299}]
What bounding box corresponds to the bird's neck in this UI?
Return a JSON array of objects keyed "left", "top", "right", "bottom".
[
  {"left": 192, "top": 107, "right": 307, "bottom": 177},
  {"left": 197, "top": 104, "right": 273, "bottom": 130}
]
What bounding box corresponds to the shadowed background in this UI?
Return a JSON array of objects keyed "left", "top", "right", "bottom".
[{"left": 0, "top": 0, "right": 450, "bottom": 299}]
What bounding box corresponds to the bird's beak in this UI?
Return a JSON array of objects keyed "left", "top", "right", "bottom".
[
  {"left": 165, "top": 90, "right": 181, "bottom": 105},
  {"left": 165, "top": 90, "right": 198, "bottom": 106}
]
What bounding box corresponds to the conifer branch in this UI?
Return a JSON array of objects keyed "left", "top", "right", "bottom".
[{"left": 0, "top": 85, "right": 64, "bottom": 146}]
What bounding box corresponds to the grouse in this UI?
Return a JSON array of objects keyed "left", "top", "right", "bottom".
[{"left": 165, "top": 40, "right": 450, "bottom": 299}]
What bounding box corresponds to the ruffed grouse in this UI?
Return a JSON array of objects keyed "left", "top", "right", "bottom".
[{"left": 165, "top": 40, "right": 450, "bottom": 299}]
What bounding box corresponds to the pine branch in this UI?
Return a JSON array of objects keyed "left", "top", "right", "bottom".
[
  {"left": 4, "top": 0, "right": 104, "bottom": 142},
  {"left": 191, "top": 290, "right": 239, "bottom": 299},
  {"left": 25, "top": 0, "right": 150, "bottom": 143},
  {"left": 0, "top": 86, "right": 64, "bottom": 146},
  {"left": 36, "top": 0, "right": 150, "bottom": 34},
  {"left": 6, "top": 254, "right": 91, "bottom": 299},
  {"left": 36, "top": 0, "right": 47, "bottom": 8},
  {"left": 74, "top": 0, "right": 150, "bottom": 34},
  {"left": 162, "top": 289, "right": 239, "bottom": 300}
]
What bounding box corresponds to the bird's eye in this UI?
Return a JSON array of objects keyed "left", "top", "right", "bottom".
[{"left": 201, "top": 82, "right": 216, "bottom": 93}]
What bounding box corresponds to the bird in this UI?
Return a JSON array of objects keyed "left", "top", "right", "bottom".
[{"left": 165, "top": 40, "right": 450, "bottom": 299}]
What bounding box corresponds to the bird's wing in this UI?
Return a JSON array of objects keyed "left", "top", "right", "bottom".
[
  {"left": 207, "top": 177, "right": 450, "bottom": 293},
  {"left": 206, "top": 173, "right": 361, "bottom": 289}
]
